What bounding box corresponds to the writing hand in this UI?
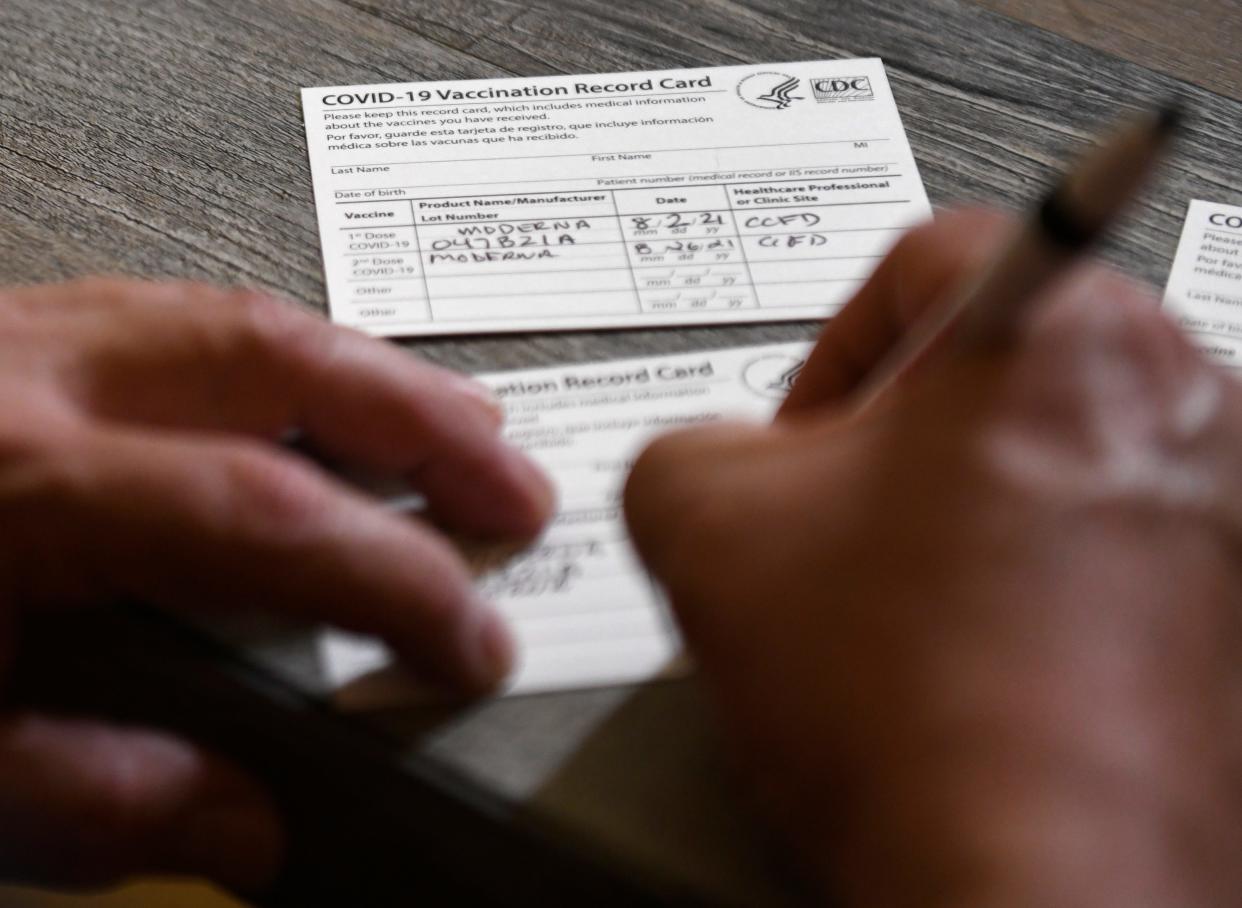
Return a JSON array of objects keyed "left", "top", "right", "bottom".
[{"left": 626, "top": 211, "right": 1242, "bottom": 906}]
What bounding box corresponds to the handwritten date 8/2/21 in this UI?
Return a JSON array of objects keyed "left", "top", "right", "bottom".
[
  {"left": 628, "top": 211, "right": 821, "bottom": 232},
  {"left": 629, "top": 212, "right": 726, "bottom": 231}
]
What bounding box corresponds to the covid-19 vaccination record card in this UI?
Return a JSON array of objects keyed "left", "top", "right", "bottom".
[
  {"left": 301, "top": 59, "right": 931, "bottom": 337},
  {"left": 322, "top": 342, "right": 810, "bottom": 697}
]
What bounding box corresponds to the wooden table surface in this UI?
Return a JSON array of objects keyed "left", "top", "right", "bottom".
[{"left": 2, "top": 1, "right": 1239, "bottom": 905}]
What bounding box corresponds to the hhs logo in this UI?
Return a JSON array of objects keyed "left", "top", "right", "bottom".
[
  {"left": 742, "top": 354, "right": 805, "bottom": 399},
  {"left": 736, "top": 72, "right": 803, "bottom": 110},
  {"left": 811, "top": 76, "right": 874, "bottom": 102}
]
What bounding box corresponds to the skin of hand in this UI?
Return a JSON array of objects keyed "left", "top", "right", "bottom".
[
  {"left": 625, "top": 210, "right": 1242, "bottom": 907},
  {"left": 0, "top": 279, "right": 554, "bottom": 891}
]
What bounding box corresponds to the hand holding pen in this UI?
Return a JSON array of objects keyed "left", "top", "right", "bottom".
[
  {"left": 626, "top": 106, "right": 1242, "bottom": 907},
  {"left": 784, "top": 104, "right": 1182, "bottom": 414}
]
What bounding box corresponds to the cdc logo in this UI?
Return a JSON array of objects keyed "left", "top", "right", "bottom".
[{"left": 811, "top": 76, "right": 874, "bottom": 102}]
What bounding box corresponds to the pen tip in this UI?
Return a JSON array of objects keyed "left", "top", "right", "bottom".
[{"left": 1155, "top": 99, "right": 1185, "bottom": 137}]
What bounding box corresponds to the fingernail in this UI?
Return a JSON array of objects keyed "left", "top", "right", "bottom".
[
  {"left": 470, "top": 609, "right": 516, "bottom": 692},
  {"left": 161, "top": 801, "right": 284, "bottom": 891},
  {"left": 452, "top": 376, "right": 505, "bottom": 428},
  {"left": 503, "top": 446, "right": 558, "bottom": 534}
]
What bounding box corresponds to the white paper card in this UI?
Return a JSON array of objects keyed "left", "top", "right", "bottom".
[
  {"left": 321, "top": 342, "right": 810, "bottom": 696},
  {"left": 301, "top": 60, "right": 930, "bottom": 337},
  {"left": 1163, "top": 199, "right": 1242, "bottom": 369}
]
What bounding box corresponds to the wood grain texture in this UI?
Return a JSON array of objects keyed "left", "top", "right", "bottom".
[
  {"left": 2, "top": 1, "right": 1242, "bottom": 904},
  {"left": 3, "top": 0, "right": 1240, "bottom": 381},
  {"left": 975, "top": 0, "right": 1242, "bottom": 102}
]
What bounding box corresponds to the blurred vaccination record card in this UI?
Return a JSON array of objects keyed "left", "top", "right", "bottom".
[
  {"left": 300, "top": 59, "right": 932, "bottom": 337},
  {"left": 1162, "top": 199, "right": 1242, "bottom": 369},
  {"left": 321, "top": 340, "right": 813, "bottom": 697}
]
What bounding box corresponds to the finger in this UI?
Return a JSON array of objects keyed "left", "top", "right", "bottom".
[
  {"left": 40, "top": 280, "right": 552, "bottom": 538},
  {"left": 624, "top": 417, "right": 858, "bottom": 685},
  {"left": 779, "top": 209, "right": 1012, "bottom": 416},
  {"left": 624, "top": 420, "right": 773, "bottom": 594},
  {"left": 17, "top": 424, "right": 515, "bottom": 694},
  {"left": 0, "top": 714, "right": 281, "bottom": 891}
]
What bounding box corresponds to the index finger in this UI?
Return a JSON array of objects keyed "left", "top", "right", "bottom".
[
  {"left": 779, "top": 209, "right": 1012, "bottom": 416},
  {"left": 17, "top": 423, "right": 514, "bottom": 694}
]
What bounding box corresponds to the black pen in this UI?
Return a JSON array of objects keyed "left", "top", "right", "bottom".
[{"left": 851, "top": 103, "right": 1182, "bottom": 411}]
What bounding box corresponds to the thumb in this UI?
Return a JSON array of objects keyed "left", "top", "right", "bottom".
[
  {"left": 0, "top": 714, "right": 282, "bottom": 891},
  {"left": 780, "top": 208, "right": 1011, "bottom": 415}
]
